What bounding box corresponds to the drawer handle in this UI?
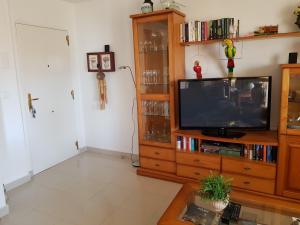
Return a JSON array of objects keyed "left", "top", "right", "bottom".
[
  {"left": 194, "top": 172, "right": 200, "bottom": 176},
  {"left": 243, "top": 181, "right": 251, "bottom": 185},
  {"left": 155, "top": 164, "right": 160, "bottom": 167},
  {"left": 244, "top": 167, "right": 251, "bottom": 171},
  {"left": 193, "top": 159, "right": 200, "bottom": 163},
  {"left": 154, "top": 152, "right": 160, "bottom": 155}
]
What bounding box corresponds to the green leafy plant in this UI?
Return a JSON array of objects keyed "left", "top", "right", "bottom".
[{"left": 198, "top": 173, "right": 232, "bottom": 203}]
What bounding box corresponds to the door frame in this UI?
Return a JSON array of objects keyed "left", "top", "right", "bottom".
[{"left": 12, "top": 22, "right": 81, "bottom": 173}]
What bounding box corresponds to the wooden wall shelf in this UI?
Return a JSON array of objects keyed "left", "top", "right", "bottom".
[
  {"left": 174, "top": 130, "right": 279, "bottom": 146},
  {"left": 181, "top": 31, "right": 300, "bottom": 46}
]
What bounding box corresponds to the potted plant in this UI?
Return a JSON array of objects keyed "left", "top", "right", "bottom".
[
  {"left": 198, "top": 173, "right": 232, "bottom": 212},
  {"left": 294, "top": 5, "right": 300, "bottom": 29}
]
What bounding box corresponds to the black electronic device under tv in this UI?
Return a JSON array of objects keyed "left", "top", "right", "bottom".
[{"left": 178, "top": 76, "right": 272, "bottom": 138}]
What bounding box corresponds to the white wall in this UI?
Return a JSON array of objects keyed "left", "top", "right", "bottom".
[
  {"left": 0, "top": 99, "right": 7, "bottom": 212},
  {"left": 74, "top": 0, "right": 140, "bottom": 153},
  {"left": 0, "top": 0, "right": 84, "bottom": 185},
  {"left": 0, "top": 0, "right": 32, "bottom": 185},
  {"left": 0, "top": 184, "right": 6, "bottom": 212},
  {"left": 75, "top": 0, "right": 299, "bottom": 154}
]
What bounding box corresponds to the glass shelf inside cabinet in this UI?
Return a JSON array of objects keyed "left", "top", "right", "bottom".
[
  {"left": 142, "top": 100, "right": 171, "bottom": 143},
  {"left": 141, "top": 70, "right": 169, "bottom": 94},
  {"left": 138, "top": 20, "right": 169, "bottom": 94},
  {"left": 287, "top": 74, "right": 300, "bottom": 130}
]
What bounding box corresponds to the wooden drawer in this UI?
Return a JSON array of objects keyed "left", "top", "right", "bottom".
[
  {"left": 222, "top": 157, "right": 276, "bottom": 179},
  {"left": 176, "top": 152, "right": 221, "bottom": 170},
  {"left": 177, "top": 165, "right": 216, "bottom": 181},
  {"left": 140, "top": 145, "right": 175, "bottom": 161},
  {"left": 140, "top": 157, "right": 176, "bottom": 173},
  {"left": 223, "top": 173, "right": 275, "bottom": 195}
]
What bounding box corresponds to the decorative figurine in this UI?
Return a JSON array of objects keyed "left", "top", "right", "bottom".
[
  {"left": 193, "top": 60, "right": 202, "bottom": 79},
  {"left": 254, "top": 25, "right": 278, "bottom": 36},
  {"left": 222, "top": 39, "right": 236, "bottom": 77},
  {"left": 141, "top": 0, "right": 153, "bottom": 13},
  {"left": 229, "top": 23, "right": 238, "bottom": 39},
  {"left": 160, "top": 0, "right": 185, "bottom": 10},
  {"left": 294, "top": 5, "right": 300, "bottom": 29}
]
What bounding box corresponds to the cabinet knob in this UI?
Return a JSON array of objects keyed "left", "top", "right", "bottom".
[
  {"left": 193, "top": 159, "right": 200, "bottom": 163},
  {"left": 243, "top": 181, "right": 251, "bottom": 185},
  {"left": 194, "top": 172, "right": 200, "bottom": 176},
  {"left": 155, "top": 164, "right": 160, "bottom": 167},
  {"left": 154, "top": 152, "right": 160, "bottom": 155},
  {"left": 244, "top": 167, "right": 251, "bottom": 171}
]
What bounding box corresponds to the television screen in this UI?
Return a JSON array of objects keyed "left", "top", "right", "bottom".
[{"left": 178, "top": 77, "right": 271, "bottom": 130}]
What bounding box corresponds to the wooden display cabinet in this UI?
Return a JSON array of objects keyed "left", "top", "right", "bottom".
[
  {"left": 130, "top": 10, "right": 185, "bottom": 176},
  {"left": 175, "top": 130, "right": 278, "bottom": 195},
  {"left": 277, "top": 64, "right": 300, "bottom": 200},
  {"left": 129, "top": 12, "right": 300, "bottom": 204}
]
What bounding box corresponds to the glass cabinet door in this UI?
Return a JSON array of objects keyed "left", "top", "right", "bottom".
[
  {"left": 138, "top": 20, "right": 169, "bottom": 94},
  {"left": 287, "top": 74, "right": 300, "bottom": 130},
  {"left": 141, "top": 100, "right": 171, "bottom": 143}
]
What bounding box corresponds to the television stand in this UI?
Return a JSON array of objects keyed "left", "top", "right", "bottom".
[{"left": 202, "top": 129, "right": 245, "bottom": 139}]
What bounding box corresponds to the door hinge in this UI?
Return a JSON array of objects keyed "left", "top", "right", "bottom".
[
  {"left": 71, "top": 90, "right": 75, "bottom": 100},
  {"left": 75, "top": 140, "right": 79, "bottom": 150},
  {"left": 66, "top": 35, "right": 70, "bottom": 46}
]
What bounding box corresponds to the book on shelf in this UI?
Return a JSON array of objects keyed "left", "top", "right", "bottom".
[
  {"left": 177, "top": 136, "right": 199, "bottom": 152},
  {"left": 176, "top": 136, "right": 278, "bottom": 163},
  {"left": 183, "top": 136, "right": 187, "bottom": 151},
  {"left": 201, "top": 141, "right": 243, "bottom": 157},
  {"left": 180, "top": 17, "right": 240, "bottom": 43},
  {"left": 245, "top": 144, "right": 278, "bottom": 163}
]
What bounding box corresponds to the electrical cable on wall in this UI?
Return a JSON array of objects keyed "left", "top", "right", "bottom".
[{"left": 118, "top": 66, "right": 140, "bottom": 167}]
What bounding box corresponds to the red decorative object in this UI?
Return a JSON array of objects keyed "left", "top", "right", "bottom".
[{"left": 193, "top": 60, "right": 202, "bottom": 79}]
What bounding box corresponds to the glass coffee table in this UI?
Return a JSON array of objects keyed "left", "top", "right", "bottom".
[{"left": 158, "top": 183, "right": 300, "bottom": 225}]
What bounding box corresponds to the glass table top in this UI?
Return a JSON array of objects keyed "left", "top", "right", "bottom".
[{"left": 180, "top": 191, "right": 300, "bottom": 225}]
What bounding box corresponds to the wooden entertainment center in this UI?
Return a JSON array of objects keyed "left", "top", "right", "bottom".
[{"left": 131, "top": 10, "right": 300, "bottom": 203}]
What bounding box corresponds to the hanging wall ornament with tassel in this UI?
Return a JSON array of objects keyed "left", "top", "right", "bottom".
[
  {"left": 86, "top": 46, "right": 115, "bottom": 111},
  {"left": 96, "top": 70, "right": 107, "bottom": 110}
]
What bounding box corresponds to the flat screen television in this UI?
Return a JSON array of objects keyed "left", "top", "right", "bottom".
[{"left": 178, "top": 77, "right": 272, "bottom": 138}]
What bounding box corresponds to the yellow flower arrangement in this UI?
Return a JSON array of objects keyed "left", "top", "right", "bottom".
[{"left": 294, "top": 6, "right": 300, "bottom": 16}]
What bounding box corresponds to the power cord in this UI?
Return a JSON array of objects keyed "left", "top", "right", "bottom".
[{"left": 118, "top": 66, "right": 140, "bottom": 167}]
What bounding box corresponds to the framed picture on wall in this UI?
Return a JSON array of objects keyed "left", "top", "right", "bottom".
[
  {"left": 87, "top": 53, "right": 100, "bottom": 72},
  {"left": 99, "top": 52, "right": 115, "bottom": 72}
]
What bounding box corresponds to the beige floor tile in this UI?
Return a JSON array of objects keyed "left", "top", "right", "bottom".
[
  {"left": 101, "top": 207, "right": 153, "bottom": 225},
  {"left": 0, "top": 216, "right": 16, "bottom": 225},
  {"left": 88, "top": 183, "right": 132, "bottom": 208},
  {"left": 1, "top": 208, "right": 80, "bottom": 225},
  {"left": 4, "top": 151, "right": 181, "bottom": 225},
  {"left": 120, "top": 189, "right": 168, "bottom": 214}
]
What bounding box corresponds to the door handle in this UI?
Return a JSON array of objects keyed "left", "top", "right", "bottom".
[{"left": 28, "top": 93, "right": 39, "bottom": 112}]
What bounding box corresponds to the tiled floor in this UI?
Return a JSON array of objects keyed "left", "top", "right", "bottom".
[{"left": 0, "top": 151, "right": 182, "bottom": 225}]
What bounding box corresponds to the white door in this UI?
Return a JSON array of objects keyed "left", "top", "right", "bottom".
[{"left": 16, "top": 24, "right": 78, "bottom": 174}]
